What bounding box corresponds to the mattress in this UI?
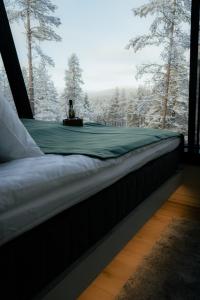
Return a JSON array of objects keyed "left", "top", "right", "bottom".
[{"left": 0, "top": 137, "right": 180, "bottom": 246}]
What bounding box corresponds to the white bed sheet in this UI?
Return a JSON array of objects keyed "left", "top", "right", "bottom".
[{"left": 0, "top": 137, "right": 180, "bottom": 246}]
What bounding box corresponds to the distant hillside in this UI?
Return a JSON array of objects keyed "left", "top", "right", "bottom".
[{"left": 87, "top": 87, "right": 137, "bottom": 103}]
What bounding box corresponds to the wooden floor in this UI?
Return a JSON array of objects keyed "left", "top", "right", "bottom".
[{"left": 78, "top": 165, "right": 200, "bottom": 300}]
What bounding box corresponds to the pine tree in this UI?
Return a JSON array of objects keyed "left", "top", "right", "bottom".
[
  {"left": 119, "top": 89, "right": 128, "bottom": 126},
  {"left": 83, "top": 93, "right": 90, "bottom": 112},
  {"left": 108, "top": 88, "right": 122, "bottom": 126},
  {"left": 63, "top": 53, "right": 84, "bottom": 117},
  {"left": 127, "top": 0, "right": 191, "bottom": 132},
  {"left": 34, "top": 60, "right": 60, "bottom": 121},
  {"left": 82, "top": 93, "right": 93, "bottom": 121},
  {"left": 127, "top": 99, "right": 138, "bottom": 127},
  {"left": 136, "top": 86, "right": 154, "bottom": 127},
  {"left": 6, "top": 0, "right": 61, "bottom": 114},
  {"left": 0, "top": 61, "right": 15, "bottom": 110},
  {"left": 92, "top": 99, "right": 110, "bottom": 125}
]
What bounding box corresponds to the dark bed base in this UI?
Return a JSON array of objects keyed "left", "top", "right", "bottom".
[
  {"left": 40, "top": 170, "right": 181, "bottom": 300},
  {"left": 0, "top": 147, "right": 182, "bottom": 300}
]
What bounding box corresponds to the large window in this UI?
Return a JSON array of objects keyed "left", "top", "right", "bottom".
[{"left": 3, "top": 0, "right": 191, "bottom": 135}]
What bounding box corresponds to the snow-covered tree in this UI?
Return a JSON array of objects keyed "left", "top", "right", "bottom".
[
  {"left": 119, "top": 89, "right": 128, "bottom": 126},
  {"left": 92, "top": 99, "right": 111, "bottom": 125},
  {"left": 108, "top": 88, "right": 123, "bottom": 126},
  {"left": 83, "top": 93, "right": 90, "bottom": 113},
  {"left": 127, "top": 0, "right": 191, "bottom": 132},
  {"left": 0, "top": 63, "right": 15, "bottom": 110},
  {"left": 33, "top": 60, "right": 60, "bottom": 121},
  {"left": 82, "top": 93, "right": 93, "bottom": 121},
  {"left": 136, "top": 86, "right": 154, "bottom": 127},
  {"left": 63, "top": 53, "right": 84, "bottom": 117},
  {"left": 126, "top": 99, "right": 138, "bottom": 127},
  {"left": 6, "top": 0, "right": 61, "bottom": 114}
]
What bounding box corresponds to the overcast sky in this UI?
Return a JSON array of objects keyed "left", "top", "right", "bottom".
[{"left": 10, "top": 0, "right": 162, "bottom": 92}]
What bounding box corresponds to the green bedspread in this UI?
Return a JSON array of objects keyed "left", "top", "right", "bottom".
[{"left": 22, "top": 119, "right": 181, "bottom": 159}]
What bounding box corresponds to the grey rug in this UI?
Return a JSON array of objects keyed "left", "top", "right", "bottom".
[{"left": 116, "top": 218, "right": 200, "bottom": 300}]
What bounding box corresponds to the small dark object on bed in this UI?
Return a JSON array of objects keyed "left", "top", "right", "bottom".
[
  {"left": 63, "top": 118, "right": 83, "bottom": 126},
  {"left": 68, "top": 100, "right": 75, "bottom": 119}
]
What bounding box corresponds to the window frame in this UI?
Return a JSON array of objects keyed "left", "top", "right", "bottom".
[{"left": 188, "top": 0, "right": 200, "bottom": 154}]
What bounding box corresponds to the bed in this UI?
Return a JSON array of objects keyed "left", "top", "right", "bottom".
[{"left": 0, "top": 120, "right": 183, "bottom": 300}]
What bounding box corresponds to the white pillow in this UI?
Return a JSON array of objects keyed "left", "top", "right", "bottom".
[{"left": 0, "top": 94, "right": 44, "bottom": 161}]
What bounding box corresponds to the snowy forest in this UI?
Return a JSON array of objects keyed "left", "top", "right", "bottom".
[{"left": 0, "top": 0, "right": 191, "bottom": 133}]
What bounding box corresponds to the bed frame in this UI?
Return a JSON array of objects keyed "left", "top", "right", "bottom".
[
  {"left": 0, "top": 146, "right": 182, "bottom": 300},
  {"left": 37, "top": 170, "right": 182, "bottom": 300}
]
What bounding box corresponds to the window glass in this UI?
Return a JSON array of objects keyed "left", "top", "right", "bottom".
[{"left": 4, "top": 0, "right": 191, "bottom": 135}]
